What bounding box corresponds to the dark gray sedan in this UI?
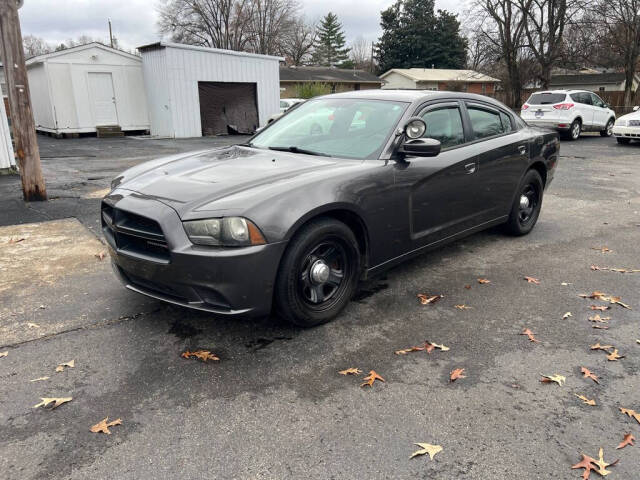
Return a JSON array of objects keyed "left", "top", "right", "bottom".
[{"left": 103, "top": 90, "right": 559, "bottom": 327}]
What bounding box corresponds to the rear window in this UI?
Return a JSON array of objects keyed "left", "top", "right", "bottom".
[{"left": 527, "top": 93, "right": 567, "bottom": 105}]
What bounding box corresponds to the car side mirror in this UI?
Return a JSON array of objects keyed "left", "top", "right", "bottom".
[
  {"left": 399, "top": 138, "right": 441, "bottom": 157},
  {"left": 634, "top": 106, "right": 639, "bottom": 112}
]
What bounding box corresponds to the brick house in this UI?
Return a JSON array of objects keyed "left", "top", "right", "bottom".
[
  {"left": 380, "top": 68, "right": 500, "bottom": 95},
  {"left": 280, "top": 66, "right": 382, "bottom": 98}
]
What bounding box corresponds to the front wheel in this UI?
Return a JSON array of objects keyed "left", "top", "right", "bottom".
[
  {"left": 275, "top": 218, "right": 360, "bottom": 327},
  {"left": 503, "top": 169, "right": 544, "bottom": 236},
  {"left": 600, "top": 119, "right": 614, "bottom": 137},
  {"left": 616, "top": 137, "right": 631, "bottom": 144}
]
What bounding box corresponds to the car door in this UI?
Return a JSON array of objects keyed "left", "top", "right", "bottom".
[
  {"left": 590, "top": 93, "right": 609, "bottom": 128},
  {"left": 463, "top": 102, "right": 532, "bottom": 221},
  {"left": 392, "top": 101, "right": 482, "bottom": 249},
  {"left": 574, "top": 92, "right": 594, "bottom": 128}
]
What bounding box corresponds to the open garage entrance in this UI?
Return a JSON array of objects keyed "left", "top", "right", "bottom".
[{"left": 198, "top": 82, "right": 259, "bottom": 136}]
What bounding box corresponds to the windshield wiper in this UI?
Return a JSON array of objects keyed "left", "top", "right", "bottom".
[{"left": 268, "top": 146, "right": 332, "bottom": 157}]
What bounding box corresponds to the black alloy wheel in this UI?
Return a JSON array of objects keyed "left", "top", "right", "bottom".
[
  {"left": 275, "top": 218, "right": 360, "bottom": 327},
  {"left": 504, "top": 169, "right": 544, "bottom": 236}
]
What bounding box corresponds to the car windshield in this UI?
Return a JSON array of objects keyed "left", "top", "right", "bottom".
[
  {"left": 251, "top": 98, "right": 408, "bottom": 159},
  {"left": 527, "top": 93, "right": 567, "bottom": 105}
]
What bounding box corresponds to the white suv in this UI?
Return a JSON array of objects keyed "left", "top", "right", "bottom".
[{"left": 520, "top": 90, "right": 616, "bottom": 140}]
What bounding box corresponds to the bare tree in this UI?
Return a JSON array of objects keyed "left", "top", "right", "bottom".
[
  {"left": 22, "top": 35, "right": 53, "bottom": 58},
  {"left": 158, "top": 0, "right": 254, "bottom": 51},
  {"left": 589, "top": 0, "right": 640, "bottom": 106},
  {"left": 349, "top": 36, "right": 371, "bottom": 69},
  {"left": 281, "top": 16, "right": 315, "bottom": 65},
  {"left": 246, "top": 0, "right": 298, "bottom": 55},
  {"left": 518, "top": 0, "right": 577, "bottom": 89},
  {"left": 471, "top": 0, "right": 532, "bottom": 108}
]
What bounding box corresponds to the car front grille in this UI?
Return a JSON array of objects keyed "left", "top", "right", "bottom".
[
  {"left": 628, "top": 120, "right": 640, "bottom": 127},
  {"left": 101, "top": 202, "right": 170, "bottom": 263}
]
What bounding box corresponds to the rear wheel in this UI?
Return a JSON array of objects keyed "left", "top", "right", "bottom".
[
  {"left": 503, "top": 169, "right": 544, "bottom": 236},
  {"left": 600, "top": 119, "right": 614, "bottom": 137},
  {"left": 564, "top": 119, "right": 581, "bottom": 141},
  {"left": 616, "top": 137, "right": 631, "bottom": 144},
  {"left": 275, "top": 218, "right": 360, "bottom": 327}
]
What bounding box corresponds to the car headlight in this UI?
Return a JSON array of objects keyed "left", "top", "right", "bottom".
[
  {"left": 615, "top": 118, "right": 626, "bottom": 126},
  {"left": 183, "top": 217, "right": 266, "bottom": 246}
]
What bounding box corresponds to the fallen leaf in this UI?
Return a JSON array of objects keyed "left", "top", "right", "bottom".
[
  {"left": 0, "top": 351, "right": 7, "bottom": 358},
  {"left": 27, "top": 322, "right": 39, "bottom": 329},
  {"left": 90, "top": 417, "right": 122, "bottom": 434},
  {"left": 593, "top": 325, "right": 609, "bottom": 330},
  {"left": 477, "top": 278, "right": 491, "bottom": 284},
  {"left": 588, "top": 314, "right": 610, "bottom": 323},
  {"left": 520, "top": 328, "right": 540, "bottom": 343},
  {"left": 394, "top": 346, "right": 425, "bottom": 355},
  {"left": 590, "top": 343, "right": 614, "bottom": 352},
  {"left": 561, "top": 282, "right": 572, "bottom": 286},
  {"left": 30, "top": 376, "right": 50, "bottom": 382},
  {"left": 562, "top": 312, "right": 572, "bottom": 320},
  {"left": 579, "top": 291, "right": 608, "bottom": 300},
  {"left": 410, "top": 443, "right": 443, "bottom": 460},
  {"left": 581, "top": 367, "right": 600, "bottom": 384},
  {"left": 181, "top": 350, "right": 220, "bottom": 362},
  {"left": 338, "top": 367, "right": 362, "bottom": 375},
  {"left": 606, "top": 349, "right": 624, "bottom": 361},
  {"left": 450, "top": 368, "right": 465, "bottom": 382},
  {"left": 590, "top": 305, "right": 610, "bottom": 311},
  {"left": 571, "top": 453, "right": 597, "bottom": 479},
  {"left": 591, "top": 265, "right": 640, "bottom": 273},
  {"left": 361, "top": 370, "right": 385, "bottom": 387},
  {"left": 637, "top": 339, "right": 640, "bottom": 344},
  {"left": 8, "top": 237, "right": 25, "bottom": 244},
  {"left": 464, "top": 284, "right": 471, "bottom": 289},
  {"left": 33, "top": 397, "right": 72, "bottom": 409},
  {"left": 454, "top": 304, "right": 471, "bottom": 310},
  {"left": 417, "top": 294, "right": 443, "bottom": 305},
  {"left": 616, "top": 433, "right": 635, "bottom": 450},
  {"left": 524, "top": 276, "right": 540, "bottom": 284},
  {"left": 429, "top": 342, "right": 450, "bottom": 352},
  {"left": 591, "top": 246, "right": 612, "bottom": 253},
  {"left": 540, "top": 374, "right": 565, "bottom": 386},
  {"left": 620, "top": 407, "right": 640, "bottom": 425},
  {"left": 424, "top": 342, "right": 436, "bottom": 353},
  {"left": 592, "top": 447, "right": 618, "bottom": 476},
  {"left": 575, "top": 394, "right": 596, "bottom": 406},
  {"left": 615, "top": 300, "right": 632, "bottom": 310},
  {"left": 55, "top": 359, "right": 75, "bottom": 372}
]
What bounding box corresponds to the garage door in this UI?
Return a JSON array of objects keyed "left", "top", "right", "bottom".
[{"left": 198, "top": 82, "right": 259, "bottom": 136}]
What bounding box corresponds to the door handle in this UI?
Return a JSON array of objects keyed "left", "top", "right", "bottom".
[
  {"left": 464, "top": 162, "right": 476, "bottom": 174},
  {"left": 518, "top": 145, "right": 527, "bottom": 155}
]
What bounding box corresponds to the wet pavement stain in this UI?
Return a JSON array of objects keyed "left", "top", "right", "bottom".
[{"left": 353, "top": 282, "right": 389, "bottom": 302}]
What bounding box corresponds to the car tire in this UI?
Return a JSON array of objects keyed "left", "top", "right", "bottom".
[
  {"left": 564, "top": 119, "right": 581, "bottom": 141},
  {"left": 275, "top": 218, "right": 360, "bottom": 327},
  {"left": 616, "top": 137, "right": 631, "bottom": 144},
  {"left": 503, "top": 169, "right": 544, "bottom": 236},
  {"left": 600, "top": 119, "right": 614, "bottom": 137}
]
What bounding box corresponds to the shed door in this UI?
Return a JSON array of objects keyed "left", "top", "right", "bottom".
[
  {"left": 88, "top": 72, "right": 118, "bottom": 125},
  {"left": 198, "top": 82, "right": 258, "bottom": 135}
]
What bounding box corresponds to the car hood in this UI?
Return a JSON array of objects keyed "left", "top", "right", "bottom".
[
  {"left": 116, "top": 145, "right": 353, "bottom": 216},
  {"left": 618, "top": 111, "right": 640, "bottom": 122}
]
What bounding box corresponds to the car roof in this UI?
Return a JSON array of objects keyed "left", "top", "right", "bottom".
[
  {"left": 320, "top": 89, "right": 512, "bottom": 110},
  {"left": 529, "top": 89, "right": 592, "bottom": 95}
]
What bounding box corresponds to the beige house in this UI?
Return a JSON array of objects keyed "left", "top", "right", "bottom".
[
  {"left": 280, "top": 66, "right": 382, "bottom": 98},
  {"left": 380, "top": 68, "right": 500, "bottom": 95},
  {"left": 549, "top": 72, "right": 640, "bottom": 93}
]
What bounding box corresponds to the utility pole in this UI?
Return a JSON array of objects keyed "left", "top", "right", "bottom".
[
  {"left": 0, "top": 0, "right": 47, "bottom": 201},
  {"left": 108, "top": 18, "right": 113, "bottom": 48}
]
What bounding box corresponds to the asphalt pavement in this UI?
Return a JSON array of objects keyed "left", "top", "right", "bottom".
[{"left": 1, "top": 133, "right": 639, "bottom": 479}]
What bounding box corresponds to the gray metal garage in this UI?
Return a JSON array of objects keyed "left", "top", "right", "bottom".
[{"left": 138, "top": 42, "right": 282, "bottom": 138}]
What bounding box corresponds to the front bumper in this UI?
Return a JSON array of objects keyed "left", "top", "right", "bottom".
[
  {"left": 612, "top": 126, "right": 640, "bottom": 139},
  {"left": 103, "top": 190, "right": 287, "bottom": 318}
]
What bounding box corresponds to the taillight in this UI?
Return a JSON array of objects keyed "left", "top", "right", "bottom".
[
  {"left": 553, "top": 103, "right": 574, "bottom": 110},
  {"left": 522, "top": 104, "right": 529, "bottom": 110}
]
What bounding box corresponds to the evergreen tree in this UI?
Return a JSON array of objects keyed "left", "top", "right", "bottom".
[
  {"left": 376, "top": 0, "right": 467, "bottom": 73},
  {"left": 312, "top": 13, "right": 350, "bottom": 66}
]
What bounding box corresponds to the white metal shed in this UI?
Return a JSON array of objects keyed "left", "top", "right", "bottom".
[
  {"left": 26, "top": 43, "right": 149, "bottom": 135},
  {"left": 138, "top": 42, "right": 282, "bottom": 138},
  {"left": 0, "top": 94, "right": 15, "bottom": 172}
]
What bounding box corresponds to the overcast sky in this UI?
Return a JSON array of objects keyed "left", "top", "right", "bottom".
[{"left": 18, "top": 0, "right": 467, "bottom": 52}]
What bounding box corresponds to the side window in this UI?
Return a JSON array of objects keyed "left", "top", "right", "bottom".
[
  {"left": 467, "top": 106, "right": 506, "bottom": 139},
  {"left": 580, "top": 93, "right": 592, "bottom": 105},
  {"left": 499, "top": 112, "right": 513, "bottom": 132},
  {"left": 420, "top": 107, "right": 465, "bottom": 149},
  {"left": 570, "top": 93, "right": 581, "bottom": 103},
  {"left": 591, "top": 93, "right": 604, "bottom": 108}
]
